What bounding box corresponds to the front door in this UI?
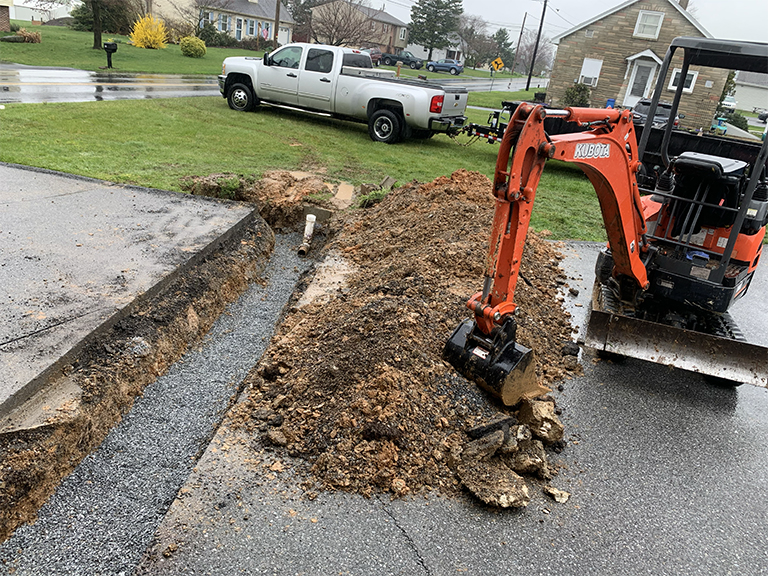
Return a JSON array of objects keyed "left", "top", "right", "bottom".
[
  {"left": 235, "top": 18, "right": 243, "bottom": 41},
  {"left": 623, "top": 61, "right": 655, "bottom": 108}
]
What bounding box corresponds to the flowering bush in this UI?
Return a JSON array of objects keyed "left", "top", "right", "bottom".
[{"left": 130, "top": 14, "right": 167, "bottom": 49}]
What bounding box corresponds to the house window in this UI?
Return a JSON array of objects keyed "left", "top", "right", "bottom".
[
  {"left": 585, "top": 29, "right": 594, "bottom": 38},
  {"left": 668, "top": 68, "right": 698, "bottom": 93},
  {"left": 633, "top": 10, "right": 664, "bottom": 40},
  {"left": 248, "top": 19, "right": 255, "bottom": 36},
  {"left": 383, "top": 23, "right": 389, "bottom": 33},
  {"left": 199, "top": 10, "right": 213, "bottom": 27},
  {"left": 399, "top": 27, "right": 406, "bottom": 41},
  {"left": 370, "top": 21, "right": 376, "bottom": 31},
  {"left": 218, "top": 14, "right": 230, "bottom": 32},
  {"left": 578, "top": 58, "right": 603, "bottom": 87}
]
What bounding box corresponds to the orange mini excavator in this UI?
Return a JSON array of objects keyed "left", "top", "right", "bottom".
[{"left": 444, "top": 38, "right": 768, "bottom": 405}]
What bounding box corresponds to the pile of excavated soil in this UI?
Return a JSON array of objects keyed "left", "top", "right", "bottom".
[{"left": 232, "top": 169, "right": 581, "bottom": 503}]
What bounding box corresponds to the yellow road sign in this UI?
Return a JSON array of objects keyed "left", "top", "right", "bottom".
[{"left": 491, "top": 57, "right": 504, "bottom": 71}]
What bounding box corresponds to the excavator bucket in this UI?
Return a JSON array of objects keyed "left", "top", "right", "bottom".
[
  {"left": 585, "top": 285, "right": 768, "bottom": 387},
  {"left": 443, "top": 319, "right": 549, "bottom": 406}
]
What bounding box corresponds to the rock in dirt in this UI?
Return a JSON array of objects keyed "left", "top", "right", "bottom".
[
  {"left": 462, "top": 430, "right": 505, "bottom": 462},
  {"left": 458, "top": 460, "right": 530, "bottom": 508},
  {"left": 466, "top": 416, "right": 518, "bottom": 439},
  {"left": 517, "top": 399, "right": 564, "bottom": 444},
  {"left": 508, "top": 439, "right": 550, "bottom": 479},
  {"left": 543, "top": 485, "right": 571, "bottom": 503}
]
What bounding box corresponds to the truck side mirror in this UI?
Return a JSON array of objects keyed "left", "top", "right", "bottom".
[{"left": 263, "top": 52, "right": 271, "bottom": 66}]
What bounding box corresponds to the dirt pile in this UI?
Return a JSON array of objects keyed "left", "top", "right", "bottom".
[{"left": 233, "top": 169, "right": 581, "bottom": 505}]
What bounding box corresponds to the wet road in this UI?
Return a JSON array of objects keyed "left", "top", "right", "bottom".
[
  {"left": 0, "top": 63, "right": 548, "bottom": 104},
  {"left": 0, "top": 63, "right": 220, "bottom": 104}
]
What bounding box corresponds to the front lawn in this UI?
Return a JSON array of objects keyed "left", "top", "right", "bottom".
[
  {"left": 0, "top": 21, "right": 258, "bottom": 75},
  {"left": 0, "top": 97, "right": 605, "bottom": 241}
]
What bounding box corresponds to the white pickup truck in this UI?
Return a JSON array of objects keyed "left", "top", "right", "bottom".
[{"left": 218, "top": 43, "right": 468, "bottom": 144}]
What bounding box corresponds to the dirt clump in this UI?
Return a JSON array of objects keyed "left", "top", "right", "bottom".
[
  {"left": 232, "top": 169, "right": 581, "bottom": 505},
  {"left": 182, "top": 171, "right": 331, "bottom": 231}
]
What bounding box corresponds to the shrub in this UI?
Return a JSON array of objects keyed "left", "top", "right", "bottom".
[
  {"left": 727, "top": 112, "right": 749, "bottom": 132},
  {"left": 10, "top": 23, "right": 20, "bottom": 32},
  {"left": 17, "top": 28, "right": 42, "bottom": 43},
  {"left": 196, "top": 22, "right": 237, "bottom": 47},
  {"left": 562, "top": 83, "right": 591, "bottom": 107},
  {"left": 180, "top": 36, "right": 206, "bottom": 58},
  {"left": 130, "top": 14, "right": 168, "bottom": 49}
]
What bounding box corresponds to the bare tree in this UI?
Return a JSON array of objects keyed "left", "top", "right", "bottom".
[
  {"left": 456, "top": 13, "right": 486, "bottom": 66},
  {"left": 310, "top": 0, "right": 373, "bottom": 46},
  {"left": 164, "top": 0, "right": 233, "bottom": 33},
  {"left": 514, "top": 29, "right": 554, "bottom": 75}
]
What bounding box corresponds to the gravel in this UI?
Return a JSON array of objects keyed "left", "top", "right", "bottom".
[{"left": 0, "top": 233, "right": 311, "bottom": 576}]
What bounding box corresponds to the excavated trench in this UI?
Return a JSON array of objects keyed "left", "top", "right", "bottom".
[{"left": 0, "top": 170, "right": 583, "bottom": 569}]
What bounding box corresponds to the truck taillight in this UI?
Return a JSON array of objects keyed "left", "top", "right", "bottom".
[{"left": 430, "top": 95, "right": 444, "bottom": 114}]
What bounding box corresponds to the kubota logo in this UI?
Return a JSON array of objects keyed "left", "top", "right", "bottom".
[{"left": 574, "top": 143, "right": 611, "bottom": 159}]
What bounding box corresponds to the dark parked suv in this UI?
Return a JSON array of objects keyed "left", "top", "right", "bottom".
[{"left": 631, "top": 99, "right": 682, "bottom": 128}]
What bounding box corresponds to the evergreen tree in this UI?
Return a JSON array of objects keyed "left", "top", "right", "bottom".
[{"left": 408, "top": 0, "right": 463, "bottom": 60}]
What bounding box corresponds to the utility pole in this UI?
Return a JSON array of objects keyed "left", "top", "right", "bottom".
[
  {"left": 274, "top": 0, "right": 281, "bottom": 46},
  {"left": 525, "top": 0, "right": 547, "bottom": 91},
  {"left": 509, "top": 12, "right": 527, "bottom": 78}
]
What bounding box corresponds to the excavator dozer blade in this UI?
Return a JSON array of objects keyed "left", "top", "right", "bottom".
[
  {"left": 443, "top": 319, "right": 549, "bottom": 406},
  {"left": 585, "top": 288, "right": 768, "bottom": 387}
]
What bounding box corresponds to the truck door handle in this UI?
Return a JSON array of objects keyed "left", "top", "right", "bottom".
[
  {"left": 287, "top": 73, "right": 297, "bottom": 78},
  {"left": 320, "top": 78, "right": 331, "bottom": 83}
]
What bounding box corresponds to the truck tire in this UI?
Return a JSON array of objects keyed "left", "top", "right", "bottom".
[
  {"left": 427, "top": 64, "right": 435, "bottom": 72},
  {"left": 227, "top": 83, "right": 257, "bottom": 112},
  {"left": 368, "top": 109, "right": 402, "bottom": 144},
  {"left": 383, "top": 57, "right": 392, "bottom": 66},
  {"left": 409, "top": 62, "right": 418, "bottom": 69}
]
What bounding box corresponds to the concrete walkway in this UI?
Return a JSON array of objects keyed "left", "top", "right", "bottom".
[{"left": 0, "top": 163, "right": 254, "bottom": 417}]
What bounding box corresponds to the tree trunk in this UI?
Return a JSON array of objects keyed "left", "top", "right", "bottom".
[{"left": 91, "top": 0, "right": 103, "bottom": 50}]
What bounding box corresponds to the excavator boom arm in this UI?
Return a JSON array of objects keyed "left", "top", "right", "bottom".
[{"left": 470, "top": 103, "right": 649, "bottom": 335}]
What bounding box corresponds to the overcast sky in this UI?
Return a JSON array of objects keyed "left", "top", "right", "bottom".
[{"left": 383, "top": 0, "right": 768, "bottom": 45}]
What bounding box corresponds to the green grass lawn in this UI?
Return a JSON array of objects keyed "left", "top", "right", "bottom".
[
  {"left": 466, "top": 90, "right": 542, "bottom": 109},
  {"left": 0, "top": 97, "right": 605, "bottom": 240},
  {"left": 0, "top": 21, "right": 258, "bottom": 75}
]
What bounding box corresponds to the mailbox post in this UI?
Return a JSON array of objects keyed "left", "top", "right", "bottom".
[{"left": 103, "top": 42, "right": 117, "bottom": 69}]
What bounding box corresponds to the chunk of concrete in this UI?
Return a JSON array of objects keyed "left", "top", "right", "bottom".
[
  {"left": 458, "top": 460, "right": 530, "bottom": 508},
  {"left": 517, "top": 399, "right": 564, "bottom": 444}
]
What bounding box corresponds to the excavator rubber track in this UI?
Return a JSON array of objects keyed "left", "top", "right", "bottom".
[{"left": 585, "top": 282, "right": 768, "bottom": 387}]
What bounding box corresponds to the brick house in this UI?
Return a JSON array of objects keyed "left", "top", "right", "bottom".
[
  {"left": 153, "top": 0, "right": 295, "bottom": 45},
  {"left": 0, "top": 0, "right": 12, "bottom": 33},
  {"left": 548, "top": 0, "right": 728, "bottom": 130}
]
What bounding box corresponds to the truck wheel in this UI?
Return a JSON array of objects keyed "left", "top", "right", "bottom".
[
  {"left": 227, "top": 83, "right": 256, "bottom": 112},
  {"left": 383, "top": 57, "right": 392, "bottom": 66},
  {"left": 368, "top": 109, "right": 402, "bottom": 144},
  {"left": 450, "top": 68, "right": 458, "bottom": 75},
  {"left": 427, "top": 64, "right": 435, "bottom": 72},
  {"left": 409, "top": 62, "right": 418, "bottom": 69}
]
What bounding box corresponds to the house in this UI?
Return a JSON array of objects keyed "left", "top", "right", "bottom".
[
  {"left": 0, "top": 0, "right": 11, "bottom": 33},
  {"left": 309, "top": 1, "right": 408, "bottom": 53},
  {"left": 734, "top": 71, "right": 768, "bottom": 113},
  {"left": 547, "top": 0, "right": 727, "bottom": 130},
  {"left": 8, "top": 0, "right": 73, "bottom": 22},
  {"left": 407, "top": 40, "right": 463, "bottom": 64},
  {"left": 153, "top": 0, "right": 295, "bottom": 45}
]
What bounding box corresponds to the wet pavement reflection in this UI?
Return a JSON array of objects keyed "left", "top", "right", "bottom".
[{"left": 0, "top": 63, "right": 220, "bottom": 104}]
